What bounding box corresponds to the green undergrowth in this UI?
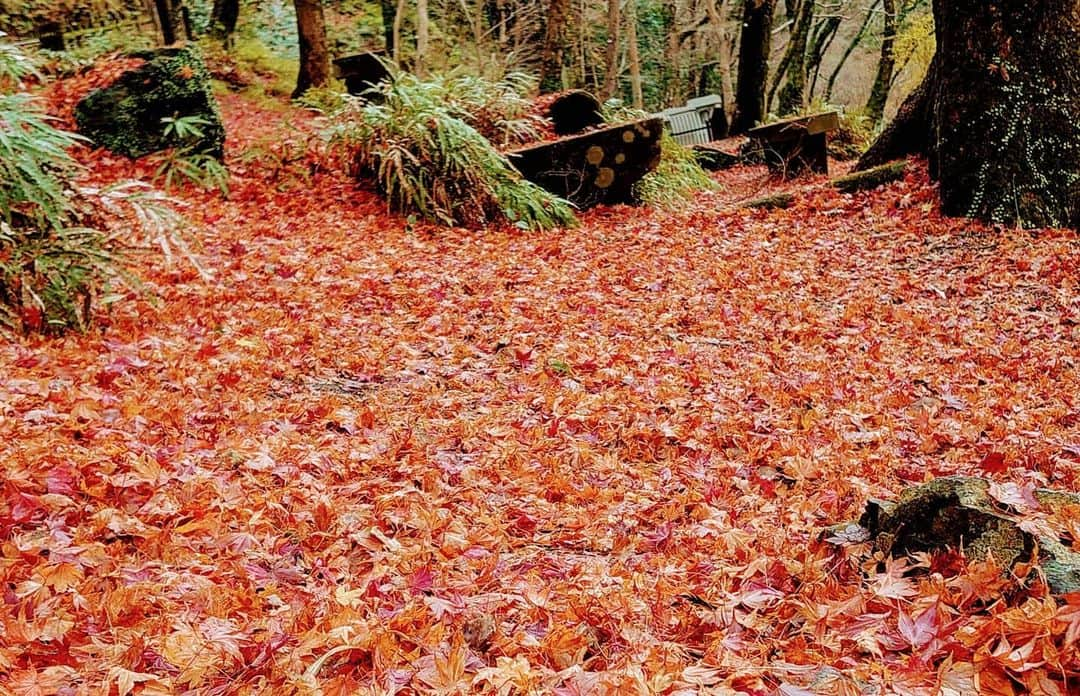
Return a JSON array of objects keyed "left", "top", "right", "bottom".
[
  {"left": 604, "top": 100, "right": 717, "bottom": 207},
  {"left": 0, "top": 34, "right": 192, "bottom": 335},
  {"left": 326, "top": 72, "right": 575, "bottom": 230}
]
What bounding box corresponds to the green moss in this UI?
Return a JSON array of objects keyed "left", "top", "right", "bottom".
[{"left": 832, "top": 161, "right": 907, "bottom": 194}]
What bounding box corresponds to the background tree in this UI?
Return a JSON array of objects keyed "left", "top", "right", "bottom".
[
  {"left": 770, "top": 0, "right": 815, "bottom": 114},
  {"left": 146, "top": 0, "right": 181, "bottom": 44},
  {"left": 415, "top": 0, "right": 429, "bottom": 76},
  {"left": 209, "top": 0, "right": 239, "bottom": 46},
  {"left": 539, "top": 0, "right": 571, "bottom": 92},
  {"left": 292, "top": 0, "right": 329, "bottom": 98},
  {"left": 601, "top": 0, "right": 621, "bottom": 99},
  {"left": 858, "top": 0, "right": 1080, "bottom": 228},
  {"left": 731, "top": 0, "right": 777, "bottom": 133},
  {"left": 379, "top": 0, "right": 397, "bottom": 53},
  {"left": 863, "top": 0, "right": 895, "bottom": 124}
]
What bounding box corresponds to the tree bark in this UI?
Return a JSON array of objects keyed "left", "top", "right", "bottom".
[
  {"left": 731, "top": 0, "right": 777, "bottom": 134},
  {"left": 602, "top": 0, "right": 621, "bottom": 99},
  {"left": 858, "top": 0, "right": 1080, "bottom": 229},
  {"left": 539, "top": 0, "right": 571, "bottom": 92},
  {"left": 293, "top": 0, "right": 330, "bottom": 99},
  {"left": 209, "top": 0, "right": 239, "bottom": 45},
  {"left": 865, "top": 0, "right": 897, "bottom": 125}
]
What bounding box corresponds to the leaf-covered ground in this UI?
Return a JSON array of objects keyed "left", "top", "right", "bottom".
[{"left": 2, "top": 90, "right": 1080, "bottom": 695}]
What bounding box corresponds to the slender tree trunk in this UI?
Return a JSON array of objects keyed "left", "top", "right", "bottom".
[
  {"left": 865, "top": 0, "right": 897, "bottom": 125},
  {"left": 151, "top": 0, "right": 179, "bottom": 45},
  {"left": 415, "top": 0, "right": 429, "bottom": 76},
  {"left": 539, "top": 0, "right": 571, "bottom": 92},
  {"left": 730, "top": 0, "right": 777, "bottom": 134},
  {"left": 825, "top": 0, "right": 878, "bottom": 102},
  {"left": 379, "top": 0, "right": 396, "bottom": 53},
  {"left": 293, "top": 0, "right": 330, "bottom": 98},
  {"left": 209, "top": 0, "right": 239, "bottom": 46},
  {"left": 806, "top": 14, "right": 840, "bottom": 97},
  {"left": 602, "top": 0, "right": 621, "bottom": 99},
  {"left": 773, "top": 0, "right": 815, "bottom": 114},
  {"left": 392, "top": 0, "right": 406, "bottom": 62},
  {"left": 626, "top": 0, "right": 643, "bottom": 107},
  {"left": 858, "top": 0, "right": 1080, "bottom": 228}
]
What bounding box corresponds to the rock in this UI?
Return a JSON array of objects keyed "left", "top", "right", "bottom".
[
  {"left": 507, "top": 118, "right": 663, "bottom": 208},
  {"left": 841, "top": 476, "right": 1080, "bottom": 595},
  {"left": 75, "top": 45, "right": 225, "bottom": 159}
]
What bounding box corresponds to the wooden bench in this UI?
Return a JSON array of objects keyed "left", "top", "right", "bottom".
[{"left": 747, "top": 111, "right": 839, "bottom": 178}]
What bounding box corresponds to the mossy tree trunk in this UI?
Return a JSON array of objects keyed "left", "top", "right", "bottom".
[
  {"left": 771, "top": 0, "right": 815, "bottom": 115},
  {"left": 293, "top": 0, "right": 330, "bottom": 99},
  {"left": 857, "top": 0, "right": 1080, "bottom": 229},
  {"left": 864, "top": 0, "right": 896, "bottom": 126},
  {"left": 730, "top": 0, "right": 777, "bottom": 134}
]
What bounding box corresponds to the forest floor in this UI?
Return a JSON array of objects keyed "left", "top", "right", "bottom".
[{"left": 2, "top": 87, "right": 1080, "bottom": 695}]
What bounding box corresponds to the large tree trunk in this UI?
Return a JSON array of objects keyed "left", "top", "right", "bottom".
[
  {"left": 209, "top": 0, "right": 239, "bottom": 46},
  {"left": 539, "top": 0, "right": 571, "bottom": 92},
  {"left": 293, "top": 0, "right": 330, "bottom": 99},
  {"left": 864, "top": 0, "right": 897, "bottom": 126},
  {"left": 859, "top": 0, "right": 1080, "bottom": 229},
  {"left": 730, "top": 0, "right": 777, "bottom": 134}
]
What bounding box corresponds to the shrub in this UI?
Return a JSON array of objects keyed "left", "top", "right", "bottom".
[
  {"left": 0, "top": 35, "right": 188, "bottom": 334},
  {"left": 327, "top": 73, "right": 575, "bottom": 230}
]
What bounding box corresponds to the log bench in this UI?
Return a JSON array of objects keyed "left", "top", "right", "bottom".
[
  {"left": 747, "top": 111, "right": 839, "bottom": 179},
  {"left": 507, "top": 118, "right": 664, "bottom": 208}
]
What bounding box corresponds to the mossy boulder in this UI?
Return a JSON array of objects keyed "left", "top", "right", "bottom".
[
  {"left": 75, "top": 46, "right": 225, "bottom": 159},
  {"left": 837, "top": 476, "right": 1080, "bottom": 594}
]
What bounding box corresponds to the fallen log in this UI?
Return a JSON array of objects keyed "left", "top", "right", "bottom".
[
  {"left": 507, "top": 118, "right": 663, "bottom": 208},
  {"left": 742, "top": 192, "right": 794, "bottom": 210},
  {"left": 831, "top": 160, "right": 907, "bottom": 193}
]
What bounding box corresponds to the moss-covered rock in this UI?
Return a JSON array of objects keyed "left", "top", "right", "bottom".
[
  {"left": 845, "top": 476, "right": 1080, "bottom": 595},
  {"left": 75, "top": 46, "right": 225, "bottom": 159}
]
